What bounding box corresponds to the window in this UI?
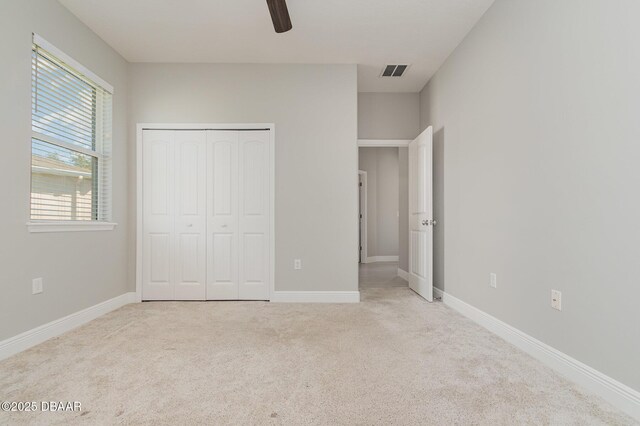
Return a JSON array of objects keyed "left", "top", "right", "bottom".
[{"left": 30, "top": 35, "right": 114, "bottom": 230}]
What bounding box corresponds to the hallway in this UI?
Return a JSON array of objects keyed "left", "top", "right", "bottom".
[{"left": 359, "top": 261, "right": 408, "bottom": 290}]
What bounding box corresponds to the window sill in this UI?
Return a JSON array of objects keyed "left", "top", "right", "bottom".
[{"left": 27, "top": 221, "right": 118, "bottom": 233}]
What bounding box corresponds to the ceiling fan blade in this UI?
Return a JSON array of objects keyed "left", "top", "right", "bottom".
[{"left": 266, "top": 0, "right": 293, "bottom": 33}]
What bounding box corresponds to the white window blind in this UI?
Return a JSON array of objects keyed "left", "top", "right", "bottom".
[{"left": 31, "top": 35, "right": 113, "bottom": 223}]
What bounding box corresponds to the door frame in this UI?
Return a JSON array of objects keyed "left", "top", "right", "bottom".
[
  {"left": 135, "top": 123, "right": 276, "bottom": 302},
  {"left": 358, "top": 139, "right": 411, "bottom": 148},
  {"left": 357, "top": 170, "right": 368, "bottom": 263}
]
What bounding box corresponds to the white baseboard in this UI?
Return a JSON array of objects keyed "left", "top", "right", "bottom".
[
  {"left": 397, "top": 268, "right": 409, "bottom": 281},
  {"left": 0, "top": 292, "right": 137, "bottom": 361},
  {"left": 365, "top": 255, "right": 399, "bottom": 263},
  {"left": 438, "top": 289, "right": 640, "bottom": 421},
  {"left": 271, "top": 291, "right": 360, "bottom": 303},
  {"left": 433, "top": 287, "right": 444, "bottom": 299}
]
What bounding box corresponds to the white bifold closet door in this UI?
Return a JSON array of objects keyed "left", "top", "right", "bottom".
[
  {"left": 207, "top": 130, "right": 270, "bottom": 300},
  {"left": 142, "top": 129, "right": 270, "bottom": 301},
  {"left": 142, "top": 130, "right": 207, "bottom": 300}
]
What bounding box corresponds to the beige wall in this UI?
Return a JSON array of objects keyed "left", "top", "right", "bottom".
[
  {"left": 128, "top": 63, "right": 358, "bottom": 293},
  {"left": 0, "top": 0, "right": 130, "bottom": 340},
  {"left": 358, "top": 148, "right": 399, "bottom": 258},
  {"left": 420, "top": 0, "right": 640, "bottom": 390}
]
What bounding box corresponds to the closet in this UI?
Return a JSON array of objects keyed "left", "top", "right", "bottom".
[{"left": 141, "top": 128, "right": 271, "bottom": 301}]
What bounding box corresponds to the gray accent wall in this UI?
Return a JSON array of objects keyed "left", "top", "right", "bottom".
[
  {"left": 128, "top": 63, "right": 358, "bottom": 293},
  {"left": 0, "top": 0, "right": 130, "bottom": 341},
  {"left": 419, "top": 0, "right": 640, "bottom": 390}
]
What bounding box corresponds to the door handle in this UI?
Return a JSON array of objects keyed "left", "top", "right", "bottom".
[{"left": 187, "top": 223, "right": 193, "bottom": 228}]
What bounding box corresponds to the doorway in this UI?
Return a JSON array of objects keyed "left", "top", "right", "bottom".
[
  {"left": 357, "top": 146, "right": 406, "bottom": 289},
  {"left": 357, "top": 127, "right": 434, "bottom": 300}
]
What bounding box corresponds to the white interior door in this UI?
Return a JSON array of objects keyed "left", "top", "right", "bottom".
[
  {"left": 238, "top": 131, "right": 270, "bottom": 300},
  {"left": 408, "top": 127, "right": 434, "bottom": 302},
  {"left": 142, "top": 130, "right": 206, "bottom": 300},
  {"left": 206, "top": 131, "right": 239, "bottom": 300}
]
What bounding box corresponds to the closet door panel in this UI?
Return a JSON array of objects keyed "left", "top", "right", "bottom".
[
  {"left": 242, "top": 140, "right": 265, "bottom": 216},
  {"left": 207, "top": 131, "right": 239, "bottom": 300},
  {"left": 149, "top": 234, "right": 171, "bottom": 283},
  {"left": 242, "top": 233, "right": 266, "bottom": 298},
  {"left": 209, "top": 233, "right": 237, "bottom": 299},
  {"left": 239, "top": 131, "right": 270, "bottom": 300},
  {"left": 213, "top": 141, "right": 233, "bottom": 215},
  {"left": 178, "top": 234, "right": 201, "bottom": 282},
  {"left": 173, "top": 131, "right": 207, "bottom": 300},
  {"left": 142, "top": 130, "right": 175, "bottom": 300}
]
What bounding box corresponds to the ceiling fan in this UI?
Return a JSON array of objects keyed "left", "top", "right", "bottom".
[{"left": 266, "top": 0, "right": 293, "bottom": 33}]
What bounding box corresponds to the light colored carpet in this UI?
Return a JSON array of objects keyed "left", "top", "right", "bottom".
[{"left": 0, "top": 270, "right": 635, "bottom": 424}]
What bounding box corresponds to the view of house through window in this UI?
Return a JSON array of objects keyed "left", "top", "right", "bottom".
[
  {"left": 31, "top": 139, "right": 97, "bottom": 220},
  {"left": 31, "top": 37, "right": 112, "bottom": 221}
]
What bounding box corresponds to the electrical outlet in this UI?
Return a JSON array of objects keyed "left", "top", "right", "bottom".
[
  {"left": 551, "top": 290, "right": 562, "bottom": 311},
  {"left": 32, "top": 278, "right": 43, "bottom": 295},
  {"left": 294, "top": 259, "right": 302, "bottom": 270},
  {"left": 489, "top": 273, "right": 497, "bottom": 288}
]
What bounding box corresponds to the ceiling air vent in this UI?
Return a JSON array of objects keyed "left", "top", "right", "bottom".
[{"left": 381, "top": 64, "right": 409, "bottom": 77}]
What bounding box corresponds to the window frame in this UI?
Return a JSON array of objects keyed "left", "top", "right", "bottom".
[{"left": 27, "top": 34, "right": 116, "bottom": 233}]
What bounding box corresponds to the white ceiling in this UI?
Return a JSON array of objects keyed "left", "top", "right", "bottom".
[{"left": 58, "top": 0, "right": 494, "bottom": 92}]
